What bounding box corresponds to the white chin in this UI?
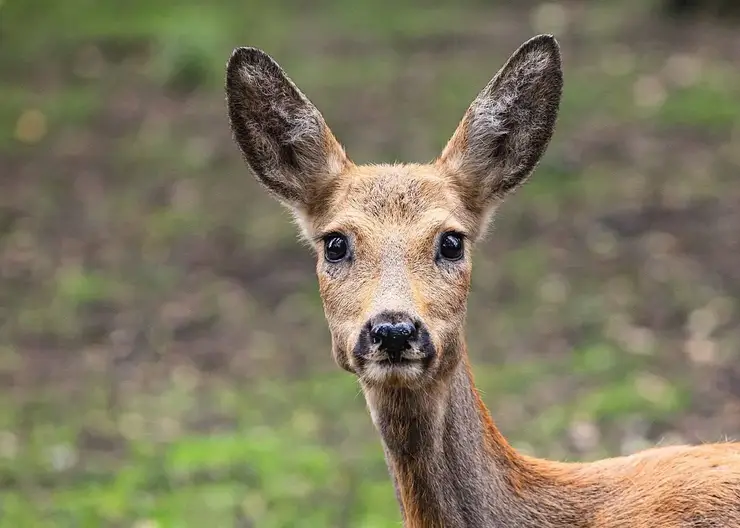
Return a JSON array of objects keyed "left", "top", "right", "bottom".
[{"left": 361, "top": 361, "right": 426, "bottom": 386}]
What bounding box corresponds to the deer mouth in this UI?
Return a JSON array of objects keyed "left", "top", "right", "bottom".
[
  {"left": 359, "top": 347, "right": 432, "bottom": 369},
  {"left": 360, "top": 355, "right": 431, "bottom": 387},
  {"left": 377, "top": 355, "right": 417, "bottom": 366},
  {"left": 353, "top": 337, "right": 436, "bottom": 387}
]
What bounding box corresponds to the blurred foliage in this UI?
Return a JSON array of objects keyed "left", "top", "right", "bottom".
[{"left": 1, "top": 0, "right": 740, "bottom": 525}]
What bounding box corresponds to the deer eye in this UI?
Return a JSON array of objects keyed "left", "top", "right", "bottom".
[
  {"left": 439, "top": 232, "right": 464, "bottom": 261},
  {"left": 324, "top": 233, "right": 349, "bottom": 263}
]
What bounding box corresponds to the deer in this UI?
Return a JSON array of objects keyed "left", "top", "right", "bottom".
[{"left": 225, "top": 34, "right": 740, "bottom": 527}]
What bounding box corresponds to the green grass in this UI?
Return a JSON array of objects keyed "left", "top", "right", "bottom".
[{"left": 0, "top": 374, "right": 394, "bottom": 526}]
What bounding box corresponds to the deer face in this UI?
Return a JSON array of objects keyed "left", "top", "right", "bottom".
[
  {"left": 226, "top": 35, "right": 563, "bottom": 388},
  {"left": 305, "top": 163, "right": 474, "bottom": 388}
]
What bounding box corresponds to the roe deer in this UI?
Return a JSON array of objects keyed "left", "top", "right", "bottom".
[{"left": 225, "top": 35, "right": 740, "bottom": 527}]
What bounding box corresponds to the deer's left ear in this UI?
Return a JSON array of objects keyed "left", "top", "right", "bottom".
[
  {"left": 436, "top": 34, "right": 563, "bottom": 216},
  {"left": 226, "top": 47, "right": 351, "bottom": 211}
]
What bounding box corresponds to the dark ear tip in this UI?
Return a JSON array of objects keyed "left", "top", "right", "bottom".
[
  {"left": 229, "top": 46, "right": 270, "bottom": 65},
  {"left": 225, "top": 47, "right": 278, "bottom": 83},
  {"left": 521, "top": 34, "right": 561, "bottom": 62},
  {"left": 529, "top": 33, "right": 559, "bottom": 45}
]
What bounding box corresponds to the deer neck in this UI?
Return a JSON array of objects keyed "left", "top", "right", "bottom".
[{"left": 362, "top": 344, "right": 583, "bottom": 528}]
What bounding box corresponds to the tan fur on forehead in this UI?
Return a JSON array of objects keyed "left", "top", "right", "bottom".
[{"left": 306, "top": 163, "right": 481, "bottom": 238}]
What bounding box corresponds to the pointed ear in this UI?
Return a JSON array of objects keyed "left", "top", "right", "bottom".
[
  {"left": 225, "top": 47, "right": 351, "bottom": 210},
  {"left": 437, "top": 35, "right": 563, "bottom": 216}
]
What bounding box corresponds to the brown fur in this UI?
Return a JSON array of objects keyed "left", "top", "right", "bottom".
[{"left": 225, "top": 35, "right": 740, "bottom": 527}]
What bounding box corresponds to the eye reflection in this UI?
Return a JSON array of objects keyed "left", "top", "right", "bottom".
[{"left": 324, "top": 233, "right": 349, "bottom": 262}]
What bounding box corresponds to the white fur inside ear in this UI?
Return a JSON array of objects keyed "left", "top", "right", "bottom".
[{"left": 280, "top": 106, "right": 323, "bottom": 144}]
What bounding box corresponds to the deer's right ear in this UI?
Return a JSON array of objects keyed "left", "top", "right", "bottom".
[{"left": 225, "top": 47, "right": 351, "bottom": 210}]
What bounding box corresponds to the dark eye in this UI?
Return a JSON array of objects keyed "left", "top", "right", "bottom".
[
  {"left": 439, "top": 232, "right": 464, "bottom": 261},
  {"left": 324, "top": 234, "right": 349, "bottom": 263}
]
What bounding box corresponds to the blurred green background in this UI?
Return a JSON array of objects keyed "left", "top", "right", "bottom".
[{"left": 2, "top": 0, "right": 740, "bottom": 526}]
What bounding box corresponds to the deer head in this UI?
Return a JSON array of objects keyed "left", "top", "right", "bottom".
[{"left": 225, "top": 35, "right": 563, "bottom": 390}]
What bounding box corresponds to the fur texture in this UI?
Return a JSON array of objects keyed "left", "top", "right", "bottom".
[{"left": 225, "top": 34, "right": 740, "bottom": 527}]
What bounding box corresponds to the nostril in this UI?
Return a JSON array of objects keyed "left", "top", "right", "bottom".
[
  {"left": 370, "top": 323, "right": 392, "bottom": 346},
  {"left": 397, "top": 322, "right": 416, "bottom": 340}
]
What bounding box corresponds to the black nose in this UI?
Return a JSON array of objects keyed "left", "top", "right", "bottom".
[{"left": 370, "top": 316, "right": 417, "bottom": 357}]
